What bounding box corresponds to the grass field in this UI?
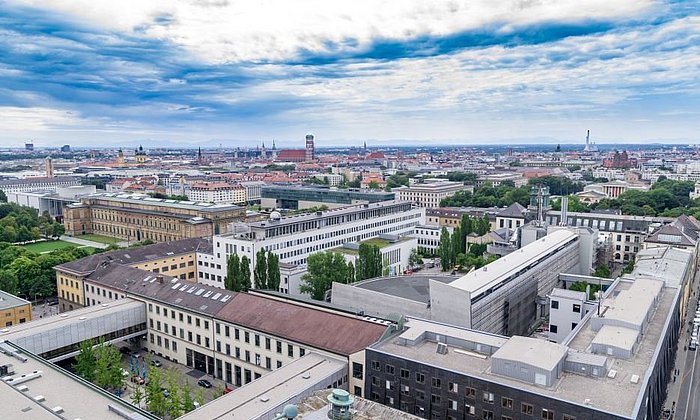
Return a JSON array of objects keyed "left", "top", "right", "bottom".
[
  {"left": 22, "top": 240, "right": 75, "bottom": 253},
  {"left": 76, "top": 234, "right": 121, "bottom": 244}
]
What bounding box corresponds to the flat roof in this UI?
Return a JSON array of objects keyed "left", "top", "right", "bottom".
[
  {"left": 449, "top": 229, "right": 578, "bottom": 295},
  {"left": 0, "top": 340, "right": 156, "bottom": 420},
  {"left": 179, "top": 353, "right": 345, "bottom": 420},
  {"left": 550, "top": 288, "right": 587, "bottom": 300},
  {"left": 592, "top": 325, "right": 639, "bottom": 352},
  {"left": 631, "top": 246, "right": 692, "bottom": 289},
  {"left": 354, "top": 275, "right": 459, "bottom": 304},
  {"left": 491, "top": 336, "right": 567, "bottom": 371},
  {"left": 0, "top": 290, "right": 30, "bottom": 311},
  {"left": 82, "top": 192, "right": 241, "bottom": 212}
]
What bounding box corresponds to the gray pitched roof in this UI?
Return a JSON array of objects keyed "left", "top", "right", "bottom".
[{"left": 497, "top": 202, "right": 527, "bottom": 218}]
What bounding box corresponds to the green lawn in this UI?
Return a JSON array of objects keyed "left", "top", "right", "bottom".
[
  {"left": 361, "top": 238, "right": 392, "bottom": 248},
  {"left": 76, "top": 234, "right": 121, "bottom": 244},
  {"left": 22, "top": 240, "right": 76, "bottom": 253}
]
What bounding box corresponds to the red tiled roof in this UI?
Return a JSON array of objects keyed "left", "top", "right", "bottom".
[{"left": 215, "top": 294, "right": 388, "bottom": 356}]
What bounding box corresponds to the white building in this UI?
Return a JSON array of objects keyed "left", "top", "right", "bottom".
[
  {"left": 411, "top": 225, "right": 444, "bottom": 253},
  {"left": 241, "top": 181, "right": 265, "bottom": 202},
  {"left": 205, "top": 202, "right": 425, "bottom": 294},
  {"left": 547, "top": 288, "right": 591, "bottom": 343},
  {"left": 312, "top": 173, "right": 344, "bottom": 186},
  {"left": 334, "top": 236, "right": 417, "bottom": 278},
  {"left": 393, "top": 181, "right": 464, "bottom": 208},
  {"left": 188, "top": 182, "right": 246, "bottom": 204},
  {"left": 0, "top": 176, "right": 81, "bottom": 194}
]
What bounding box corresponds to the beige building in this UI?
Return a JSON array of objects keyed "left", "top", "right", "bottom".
[
  {"left": 0, "top": 290, "right": 32, "bottom": 327},
  {"left": 393, "top": 181, "right": 464, "bottom": 208},
  {"left": 63, "top": 193, "right": 245, "bottom": 241},
  {"left": 188, "top": 182, "right": 247, "bottom": 204},
  {"left": 55, "top": 238, "right": 211, "bottom": 312}
]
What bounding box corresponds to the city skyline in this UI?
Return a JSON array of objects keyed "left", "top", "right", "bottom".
[{"left": 0, "top": 1, "right": 698, "bottom": 147}]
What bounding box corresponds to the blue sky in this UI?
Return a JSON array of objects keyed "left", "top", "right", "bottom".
[{"left": 0, "top": 0, "right": 698, "bottom": 148}]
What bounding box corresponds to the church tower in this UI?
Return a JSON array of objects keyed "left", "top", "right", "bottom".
[{"left": 305, "top": 133, "right": 315, "bottom": 162}]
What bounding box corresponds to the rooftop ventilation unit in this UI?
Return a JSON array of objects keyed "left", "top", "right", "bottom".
[
  {"left": 607, "top": 370, "right": 617, "bottom": 379},
  {"left": 51, "top": 407, "right": 64, "bottom": 414},
  {"left": 436, "top": 342, "right": 448, "bottom": 355},
  {"left": 630, "top": 374, "right": 640, "bottom": 384}
]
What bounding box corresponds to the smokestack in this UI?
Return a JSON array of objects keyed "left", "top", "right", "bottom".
[{"left": 586, "top": 130, "right": 590, "bottom": 146}]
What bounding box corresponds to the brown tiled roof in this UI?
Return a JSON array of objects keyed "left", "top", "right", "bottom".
[{"left": 215, "top": 293, "right": 388, "bottom": 356}]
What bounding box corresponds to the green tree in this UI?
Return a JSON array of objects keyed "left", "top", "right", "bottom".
[
  {"left": 253, "top": 249, "right": 268, "bottom": 289},
  {"left": 0, "top": 190, "right": 6, "bottom": 202},
  {"left": 73, "top": 340, "right": 97, "bottom": 382},
  {"left": 129, "top": 381, "right": 145, "bottom": 409},
  {"left": 451, "top": 226, "right": 462, "bottom": 266},
  {"left": 225, "top": 254, "right": 240, "bottom": 291},
  {"left": 367, "top": 181, "right": 380, "bottom": 190},
  {"left": 593, "top": 265, "right": 611, "bottom": 278},
  {"left": 357, "top": 243, "right": 382, "bottom": 280},
  {"left": 267, "top": 252, "right": 281, "bottom": 291},
  {"left": 347, "top": 261, "right": 355, "bottom": 283},
  {"left": 166, "top": 369, "right": 183, "bottom": 419},
  {"left": 300, "top": 251, "right": 349, "bottom": 300},
  {"left": 181, "top": 383, "right": 196, "bottom": 413},
  {"left": 239, "top": 256, "right": 251, "bottom": 292},
  {"left": 0, "top": 269, "right": 18, "bottom": 295},
  {"left": 145, "top": 365, "right": 167, "bottom": 416},
  {"left": 438, "top": 227, "right": 452, "bottom": 271},
  {"left": 93, "top": 340, "right": 122, "bottom": 391},
  {"left": 408, "top": 248, "right": 422, "bottom": 267}
]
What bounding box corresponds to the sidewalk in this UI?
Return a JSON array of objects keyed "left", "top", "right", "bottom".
[{"left": 60, "top": 235, "right": 110, "bottom": 249}]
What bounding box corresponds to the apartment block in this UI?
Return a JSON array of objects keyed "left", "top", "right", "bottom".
[{"left": 393, "top": 181, "right": 465, "bottom": 208}]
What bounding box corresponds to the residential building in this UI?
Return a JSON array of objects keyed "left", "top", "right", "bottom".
[
  {"left": 0, "top": 176, "right": 81, "bottom": 194},
  {"left": 55, "top": 238, "right": 210, "bottom": 312},
  {"left": 411, "top": 224, "right": 443, "bottom": 254},
  {"left": 425, "top": 207, "right": 498, "bottom": 231},
  {"left": 495, "top": 202, "right": 527, "bottom": 230},
  {"left": 312, "top": 173, "right": 344, "bottom": 186},
  {"left": 545, "top": 210, "right": 672, "bottom": 264},
  {"left": 476, "top": 172, "right": 527, "bottom": 187},
  {"left": 547, "top": 288, "right": 589, "bottom": 343},
  {"left": 63, "top": 192, "right": 245, "bottom": 241},
  {"left": 0, "top": 291, "right": 32, "bottom": 327},
  {"left": 393, "top": 181, "right": 464, "bottom": 208},
  {"left": 240, "top": 181, "right": 265, "bottom": 202},
  {"left": 188, "top": 182, "right": 246, "bottom": 204},
  {"left": 260, "top": 185, "right": 394, "bottom": 210}
]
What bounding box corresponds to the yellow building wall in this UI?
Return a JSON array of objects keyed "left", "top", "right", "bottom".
[
  {"left": 57, "top": 271, "right": 85, "bottom": 312},
  {"left": 1, "top": 303, "right": 32, "bottom": 327},
  {"left": 132, "top": 252, "right": 198, "bottom": 282}
]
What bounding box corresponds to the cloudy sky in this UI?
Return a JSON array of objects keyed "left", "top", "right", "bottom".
[{"left": 0, "top": 0, "right": 698, "bottom": 148}]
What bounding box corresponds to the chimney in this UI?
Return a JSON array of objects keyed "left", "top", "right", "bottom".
[{"left": 156, "top": 275, "right": 164, "bottom": 284}]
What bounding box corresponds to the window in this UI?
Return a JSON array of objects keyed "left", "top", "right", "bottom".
[
  {"left": 276, "top": 341, "right": 282, "bottom": 354},
  {"left": 179, "top": 313, "right": 184, "bottom": 322},
  {"left": 483, "top": 392, "right": 494, "bottom": 404},
  {"left": 465, "top": 403, "right": 476, "bottom": 416},
  {"left": 563, "top": 416, "right": 576, "bottom": 420},
  {"left": 371, "top": 360, "right": 381, "bottom": 371},
  {"left": 572, "top": 322, "right": 578, "bottom": 330},
  {"left": 265, "top": 337, "right": 271, "bottom": 350},
  {"left": 431, "top": 377, "right": 441, "bottom": 388},
  {"left": 465, "top": 387, "right": 476, "bottom": 398},
  {"left": 448, "top": 382, "right": 458, "bottom": 393},
  {"left": 572, "top": 304, "right": 581, "bottom": 313},
  {"left": 541, "top": 409, "right": 554, "bottom": 420},
  {"left": 416, "top": 389, "right": 425, "bottom": 401},
  {"left": 386, "top": 364, "right": 395, "bottom": 375},
  {"left": 550, "top": 300, "right": 559, "bottom": 309},
  {"left": 448, "top": 399, "right": 458, "bottom": 410},
  {"left": 225, "top": 344, "right": 230, "bottom": 355},
  {"left": 225, "top": 325, "right": 230, "bottom": 337},
  {"left": 400, "top": 368, "right": 410, "bottom": 379},
  {"left": 287, "top": 344, "right": 294, "bottom": 357},
  {"left": 372, "top": 376, "right": 380, "bottom": 386},
  {"left": 502, "top": 416, "right": 513, "bottom": 420},
  {"left": 521, "top": 403, "right": 533, "bottom": 416},
  {"left": 277, "top": 361, "right": 282, "bottom": 368},
  {"left": 299, "top": 348, "right": 305, "bottom": 357},
  {"left": 431, "top": 394, "right": 441, "bottom": 404},
  {"left": 255, "top": 334, "right": 260, "bottom": 347},
  {"left": 550, "top": 325, "right": 558, "bottom": 334},
  {"left": 266, "top": 357, "right": 271, "bottom": 369},
  {"left": 244, "top": 331, "right": 250, "bottom": 343},
  {"left": 187, "top": 315, "right": 192, "bottom": 325},
  {"left": 216, "top": 323, "right": 220, "bottom": 334},
  {"left": 196, "top": 318, "right": 200, "bottom": 327},
  {"left": 353, "top": 362, "right": 364, "bottom": 379},
  {"left": 386, "top": 380, "right": 394, "bottom": 391},
  {"left": 416, "top": 372, "right": 425, "bottom": 383},
  {"left": 235, "top": 329, "right": 240, "bottom": 340},
  {"left": 501, "top": 397, "right": 513, "bottom": 409}
]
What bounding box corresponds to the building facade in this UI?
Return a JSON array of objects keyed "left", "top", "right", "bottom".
[
  {"left": 393, "top": 182, "right": 465, "bottom": 208},
  {"left": 261, "top": 185, "right": 394, "bottom": 210},
  {"left": 187, "top": 182, "right": 247, "bottom": 204},
  {"left": 0, "top": 290, "right": 32, "bottom": 327},
  {"left": 0, "top": 176, "right": 81, "bottom": 194},
  {"left": 63, "top": 193, "right": 245, "bottom": 241}
]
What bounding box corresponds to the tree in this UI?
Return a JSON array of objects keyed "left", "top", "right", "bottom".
[
  {"left": 267, "top": 252, "right": 281, "bottom": 291},
  {"left": 451, "top": 227, "right": 461, "bottom": 266},
  {"left": 129, "top": 381, "right": 145, "bottom": 409},
  {"left": 438, "top": 227, "right": 452, "bottom": 271},
  {"left": 182, "top": 383, "right": 196, "bottom": 413},
  {"left": 408, "top": 248, "right": 422, "bottom": 267},
  {"left": 145, "top": 365, "right": 167, "bottom": 416},
  {"left": 357, "top": 243, "right": 382, "bottom": 280},
  {"left": 593, "top": 265, "right": 611, "bottom": 278},
  {"left": 253, "top": 249, "right": 268, "bottom": 289},
  {"left": 367, "top": 181, "right": 380, "bottom": 190},
  {"left": 74, "top": 340, "right": 97, "bottom": 382},
  {"left": 239, "top": 256, "right": 251, "bottom": 292},
  {"left": 347, "top": 261, "right": 355, "bottom": 283},
  {"left": 166, "top": 368, "right": 183, "bottom": 419},
  {"left": 0, "top": 190, "right": 6, "bottom": 202},
  {"left": 93, "top": 339, "right": 122, "bottom": 391},
  {"left": 0, "top": 269, "right": 18, "bottom": 295},
  {"left": 300, "top": 251, "right": 349, "bottom": 300},
  {"left": 225, "top": 254, "right": 240, "bottom": 291}
]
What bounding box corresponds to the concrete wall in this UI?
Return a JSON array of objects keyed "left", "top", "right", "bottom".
[
  {"left": 429, "top": 280, "right": 472, "bottom": 329},
  {"left": 331, "top": 283, "right": 430, "bottom": 320}
]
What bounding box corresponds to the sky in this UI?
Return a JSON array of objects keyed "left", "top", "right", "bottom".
[{"left": 0, "top": 0, "right": 698, "bottom": 148}]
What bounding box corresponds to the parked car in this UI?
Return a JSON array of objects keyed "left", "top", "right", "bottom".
[
  {"left": 690, "top": 340, "right": 697, "bottom": 351},
  {"left": 119, "top": 346, "right": 131, "bottom": 354},
  {"left": 131, "top": 375, "right": 145, "bottom": 385},
  {"left": 151, "top": 359, "right": 162, "bottom": 367},
  {"left": 197, "top": 379, "right": 212, "bottom": 388}
]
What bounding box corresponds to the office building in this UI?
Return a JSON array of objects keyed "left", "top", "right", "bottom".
[
  {"left": 332, "top": 228, "right": 596, "bottom": 336},
  {"left": 261, "top": 185, "right": 395, "bottom": 210},
  {"left": 63, "top": 192, "right": 245, "bottom": 241},
  {"left": 241, "top": 181, "right": 265, "bottom": 202},
  {"left": 425, "top": 207, "right": 499, "bottom": 232},
  {"left": 393, "top": 181, "right": 465, "bottom": 208},
  {"left": 5, "top": 185, "right": 96, "bottom": 219},
  {"left": 0, "top": 291, "right": 32, "bottom": 327},
  {"left": 0, "top": 176, "right": 81, "bottom": 194},
  {"left": 365, "top": 244, "right": 689, "bottom": 420},
  {"left": 205, "top": 201, "right": 425, "bottom": 293}
]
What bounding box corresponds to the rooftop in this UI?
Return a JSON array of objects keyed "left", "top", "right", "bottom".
[
  {"left": 78, "top": 192, "right": 242, "bottom": 212},
  {"left": 215, "top": 293, "right": 389, "bottom": 356},
  {"left": 353, "top": 275, "right": 459, "bottom": 304},
  {"left": 0, "top": 340, "right": 156, "bottom": 420},
  {"left": 491, "top": 335, "right": 567, "bottom": 372},
  {"left": 449, "top": 229, "right": 578, "bottom": 295},
  {"left": 0, "top": 290, "right": 30, "bottom": 311}
]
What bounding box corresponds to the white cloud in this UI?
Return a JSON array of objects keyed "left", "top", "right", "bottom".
[{"left": 9, "top": 0, "right": 657, "bottom": 63}]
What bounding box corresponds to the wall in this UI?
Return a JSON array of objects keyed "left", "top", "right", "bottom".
[{"left": 331, "top": 283, "right": 431, "bottom": 321}]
